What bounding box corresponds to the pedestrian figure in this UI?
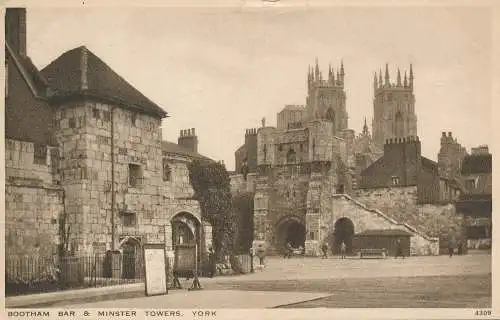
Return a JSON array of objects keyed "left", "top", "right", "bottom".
[
  {"left": 257, "top": 245, "right": 266, "bottom": 266},
  {"left": 208, "top": 247, "right": 217, "bottom": 278},
  {"left": 448, "top": 239, "right": 455, "bottom": 258},
  {"left": 395, "top": 239, "right": 404, "bottom": 259},
  {"left": 457, "top": 239, "right": 463, "bottom": 255},
  {"left": 340, "top": 241, "right": 347, "bottom": 259},
  {"left": 321, "top": 242, "right": 328, "bottom": 259},
  {"left": 285, "top": 242, "right": 293, "bottom": 259}
]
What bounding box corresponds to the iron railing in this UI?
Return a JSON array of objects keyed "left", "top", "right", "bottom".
[{"left": 5, "top": 254, "right": 144, "bottom": 296}]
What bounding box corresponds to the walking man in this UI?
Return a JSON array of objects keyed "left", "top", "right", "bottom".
[
  {"left": 257, "top": 245, "right": 266, "bottom": 266},
  {"left": 395, "top": 239, "right": 404, "bottom": 259},
  {"left": 448, "top": 238, "right": 455, "bottom": 258},
  {"left": 208, "top": 247, "right": 217, "bottom": 278},
  {"left": 340, "top": 241, "right": 347, "bottom": 259},
  {"left": 321, "top": 242, "right": 328, "bottom": 259}
]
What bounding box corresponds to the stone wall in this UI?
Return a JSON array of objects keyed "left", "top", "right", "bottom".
[
  {"left": 51, "top": 101, "right": 211, "bottom": 256},
  {"left": 230, "top": 173, "right": 256, "bottom": 195},
  {"left": 320, "top": 194, "right": 439, "bottom": 256},
  {"left": 353, "top": 186, "right": 465, "bottom": 252},
  {"left": 5, "top": 139, "right": 64, "bottom": 256}
]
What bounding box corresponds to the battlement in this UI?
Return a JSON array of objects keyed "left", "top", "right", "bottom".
[
  {"left": 384, "top": 136, "right": 420, "bottom": 145},
  {"left": 374, "top": 63, "right": 414, "bottom": 92},
  {"left": 180, "top": 128, "right": 196, "bottom": 137},
  {"left": 245, "top": 128, "right": 258, "bottom": 136},
  {"left": 283, "top": 104, "right": 306, "bottom": 110}
]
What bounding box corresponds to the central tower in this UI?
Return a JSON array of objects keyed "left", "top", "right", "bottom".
[
  {"left": 305, "top": 58, "right": 348, "bottom": 136},
  {"left": 372, "top": 64, "right": 417, "bottom": 149}
]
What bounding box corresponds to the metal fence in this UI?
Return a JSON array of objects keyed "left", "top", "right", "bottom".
[{"left": 5, "top": 254, "right": 144, "bottom": 297}]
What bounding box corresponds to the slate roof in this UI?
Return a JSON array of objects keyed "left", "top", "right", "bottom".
[
  {"left": 355, "top": 229, "right": 413, "bottom": 237},
  {"left": 41, "top": 46, "right": 167, "bottom": 118},
  {"left": 161, "top": 141, "right": 212, "bottom": 161},
  {"left": 461, "top": 154, "right": 492, "bottom": 174}
]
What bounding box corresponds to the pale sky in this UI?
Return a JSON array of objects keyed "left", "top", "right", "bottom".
[{"left": 24, "top": 6, "right": 492, "bottom": 170}]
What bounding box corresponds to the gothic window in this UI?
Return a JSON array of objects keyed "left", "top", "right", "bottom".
[
  {"left": 263, "top": 144, "right": 267, "bottom": 161},
  {"left": 387, "top": 93, "right": 393, "bottom": 101},
  {"left": 103, "top": 111, "right": 111, "bottom": 122},
  {"left": 391, "top": 176, "right": 400, "bottom": 186},
  {"left": 162, "top": 159, "right": 171, "bottom": 181},
  {"left": 286, "top": 149, "right": 296, "bottom": 164},
  {"left": 278, "top": 144, "right": 283, "bottom": 152},
  {"left": 34, "top": 143, "right": 47, "bottom": 165},
  {"left": 465, "top": 178, "right": 477, "bottom": 190},
  {"left": 325, "top": 108, "right": 335, "bottom": 122},
  {"left": 92, "top": 108, "right": 100, "bottom": 119},
  {"left": 300, "top": 144, "right": 303, "bottom": 152},
  {"left": 394, "top": 111, "right": 404, "bottom": 137},
  {"left": 69, "top": 118, "right": 76, "bottom": 129},
  {"left": 131, "top": 112, "right": 137, "bottom": 126},
  {"left": 312, "top": 139, "right": 316, "bottom": 155}
]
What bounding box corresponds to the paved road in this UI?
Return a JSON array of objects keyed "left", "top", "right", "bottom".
[
  {"left": 210, "top": 252, "right": 491, "bottom": 282},
  {"left": 25, "top": 253, "right": 492, "bottom": 309}
]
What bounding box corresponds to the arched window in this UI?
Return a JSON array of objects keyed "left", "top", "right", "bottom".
[
  {"left": 394, "top": 111, "right": 404, "bottom": 137},
  {"left": 286, "top": 149, "right": 296, "bottom": 164},
  {"left": 162, "top": 158, "right": 171, "bottom": 181}
]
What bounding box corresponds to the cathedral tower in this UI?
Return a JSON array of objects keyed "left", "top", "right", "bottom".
[
  {"left": 305, "top": 58, "right": 348, "bottom": 136},
  {"left": 372, "top": 64, "right": 417, "bottom": 149}
]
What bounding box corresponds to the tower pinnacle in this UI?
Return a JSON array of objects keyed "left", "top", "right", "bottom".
[
  {"left": 378, "top": 69, "right": 383, "bottom": 88},
  {"left": 315, "top": 57, "right": 320, "bottom": 80},
  {"left": 397, "top": 68, "right": 402, "bottom": 87},
  {"left": 409, "top": 64, "right": 414, "bottom": 88},
  {"left": 404, "top": 71, "right": 408, "bottom": 87},
  {"left": 384, "top": 63, "right": 390, "bottom": 87},
  {"left": 373, "top": 72, "right": 378, "bottom": 92},
  {"left": 363, "top": 117, "right": 369, "bottom": 135}
]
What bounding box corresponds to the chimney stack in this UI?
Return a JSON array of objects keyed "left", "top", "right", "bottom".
[
  {"left": 178, "top": 128, "right": 198, "bottom": 153},
  {"left": 5, "top": 8, "right": 27, "bottom": 57}
]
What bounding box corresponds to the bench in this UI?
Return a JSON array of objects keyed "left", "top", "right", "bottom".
[{"left": 357, "top": 248, "right": 388, "bottom": 259}]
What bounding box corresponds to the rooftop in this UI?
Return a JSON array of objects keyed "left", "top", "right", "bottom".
[
  {"left": 461, "top": 154, "right": 492, "bottom": 175},
  {"left": 41, "top": 46, "right": 167, "bottom": 118},
  {"left": 161, "top": 141, "right": 212, "bottom": 161}
]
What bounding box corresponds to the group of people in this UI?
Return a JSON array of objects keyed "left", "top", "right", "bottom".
[{"left": 320, "top": 241, "right": 347, "bottom": 259}]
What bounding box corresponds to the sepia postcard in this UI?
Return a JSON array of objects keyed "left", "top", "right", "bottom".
[{"left": 1, "top": 0, "right": 498, "bottom": 319}]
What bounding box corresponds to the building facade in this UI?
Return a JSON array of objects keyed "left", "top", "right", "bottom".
[
  {"left": 4, "top": 9, "right": 213, "bottom": 275},
  {"left": 232, "top": 60, "right": 439, "bottom": 257},
  {"left": 456, "top": 146, "right": 492, "bottom": 249}
]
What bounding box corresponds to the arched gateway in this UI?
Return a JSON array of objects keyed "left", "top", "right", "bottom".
[
  {"left": 275, "top": 216, "right": 306, "bottom": 253},
  {"left": 332, "top": 217, "right": 355, "bottom": 255},
  {"left": 171, "top": 212, "right": 201, "bottom": 249}
]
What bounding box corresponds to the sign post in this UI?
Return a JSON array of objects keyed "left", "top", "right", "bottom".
[{"left": 143, "top": 243, "right": 168, "bottom": 296}]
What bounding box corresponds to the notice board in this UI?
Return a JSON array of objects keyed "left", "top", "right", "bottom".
[{"left": 143, "top": 243, "right": 168, "bottom": 296}]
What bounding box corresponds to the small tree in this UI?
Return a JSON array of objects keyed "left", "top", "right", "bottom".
[{"left": 188, "top": 160, "right": 235, "bottom": 260}]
